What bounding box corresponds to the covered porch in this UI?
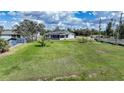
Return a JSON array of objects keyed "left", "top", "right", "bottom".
[{"left": 46, "top": 34, "right": 68, "bottom": 40}]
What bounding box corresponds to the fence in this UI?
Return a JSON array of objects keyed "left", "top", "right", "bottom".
[
  {"left": 95, "top": 38, "right": 124, "bottom": 46},
  {"left": 8, "top": 38, "right": 27, "bottom": 46}
]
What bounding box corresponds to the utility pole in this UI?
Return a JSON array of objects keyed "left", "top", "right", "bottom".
[
  {"left": 116, "top": 12, "right": 123, "bottom": 44},
  {"left": 111, "top": 18, "right": 116, "bottom": 44},
  {"left": 111, "top": 19, "right": 116, "bottom": 38},
  {"left": 115, "top": 24, "right": 119, "bottom": 44},
  {"left": 99, "top": 18, "right": 102, "bottom": 40},
  {"left": 111, "top": 19, "right": 117, "bottom": 44},
  {"left": 118, "top": 12, "right": 123, "bottom": 39}
]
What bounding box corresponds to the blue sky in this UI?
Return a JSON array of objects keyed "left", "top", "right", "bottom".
[{"left": 0, "top": 11, "right": 122, "bottom": 30}]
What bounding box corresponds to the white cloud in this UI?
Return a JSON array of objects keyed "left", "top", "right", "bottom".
[
  {"left": 92, "top": 11, "right": 97, "bottom": 16},
  {"left": 101, "top": 17, "right": 107, "bottom": 20},
  {"left": 8, "top": 11, "right": 19, "bottom": 16},
  {"left": 20, "top": 11, "right": 123, "bottom": 30},
  {"left": 0, "top": 11, "right": 123, "bottom": 30},
  {"left": 21, "top": 11, "right": 124, "bottom": 30},
  {"left": 21, "top": 11, "right": 82, "bottom": 29},
  {"left": 0, "top": 12, "right": 6, "bottom": 16},
  {"left": 1, "top": 20, "right": 7, "bottom": 23}
]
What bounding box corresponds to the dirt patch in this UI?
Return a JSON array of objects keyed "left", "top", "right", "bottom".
[
  {"left": 96, "top": 49, "right": 106, "bottom": 54},
  {"left": 52, "top": 75, "right": 81, "bottom": 81}
]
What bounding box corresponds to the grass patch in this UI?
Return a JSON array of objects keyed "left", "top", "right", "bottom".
[{"left": 0, "top": 40, "right": 124, "bottom": 80}]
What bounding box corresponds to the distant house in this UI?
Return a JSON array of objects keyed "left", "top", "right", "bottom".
[
  {"left": 0, "top": 30, "right": 26, "bottom": 46},
  {"left": 45, "top": 31, "right": 75, "bottom": 40},
  {"left": 0, "top": 30, "right": 21, "bottom": 40},
  {"left": 90, "top": 35, "right": 104, "bottom": 39}
]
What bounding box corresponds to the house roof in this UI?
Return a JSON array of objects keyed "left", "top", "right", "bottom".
[
  {"left": 1, "top": 30, "right": 18, "bottom": 35},
  {"left": 45, "top": 31, "right": 74, "bottom": 35}
]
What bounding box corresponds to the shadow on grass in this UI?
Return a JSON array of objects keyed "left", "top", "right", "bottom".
[
  {"left": 34, "top": 44, "right": 50, "bottom": 48},
  {"left": 35, "top": 44, "right": 41, "bottom": 47}
]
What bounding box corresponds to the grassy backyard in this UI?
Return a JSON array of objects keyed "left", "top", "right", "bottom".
[{"left": 0, "top": 40, "right": 124, "bottom": 80}]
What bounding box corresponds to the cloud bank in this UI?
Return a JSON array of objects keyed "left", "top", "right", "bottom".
[{"left": 0, "top": 11, "right": 122, "bottom": 30}]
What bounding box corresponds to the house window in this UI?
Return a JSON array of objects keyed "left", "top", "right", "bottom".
[
  {"left": 11, "top": 35, "right": 16, "bottom": 38},
  {"left": 66, "top": 35, "right": 68, "bottom": 38},
  {"left": 17, "top": 35, "right": 20, "bottom": 38},
  {"left": 60, "top": 35, "right": 65, "bottom": 38},
  {"left": 46, "top": 35, "right": 49, "bottom": 38}
]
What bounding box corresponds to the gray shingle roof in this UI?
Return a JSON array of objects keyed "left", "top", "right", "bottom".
[
  {"left": 1, "top": 30, "right": 17, "bottom": 35},
  {"left": 45, "top": 31, "right": 73, "bottom": 35}
]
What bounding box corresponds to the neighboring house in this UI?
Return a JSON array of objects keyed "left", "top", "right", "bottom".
[
  {"left": 0, "top": 30, "right": 26, "bottom": 46},
  {"left": 32, "top": 32, "right": 41, "bottom": 40},
  {"left": 0, "top": 30, "right": 21, "bottom": 40},
  {"left": 0, "top": 30, "right": 41, "bottom": 46},
  {"left": 45, "top": 31, "right": 75, "bottom": 40},
  {"left": 90, "top": 35, "right": 104, "bottom": 39}
]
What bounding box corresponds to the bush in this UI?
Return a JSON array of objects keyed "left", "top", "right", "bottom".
[
  {"left": 38, "top": 36, "right": 46, "bottom": 47},
  {"left": 50, "top": 40, "right": 54, "bottom": 44},
  {"left": 0, "top": 39, "right": 9, "bottom": 53},
  {"left": 78, "top": 37, "right": 88, "bottom": 43}
]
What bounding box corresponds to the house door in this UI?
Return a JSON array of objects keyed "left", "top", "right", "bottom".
[{"left": 52, "top": 35, "right": 60, "bottom": 40}]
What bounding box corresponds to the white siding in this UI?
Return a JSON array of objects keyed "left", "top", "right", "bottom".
[
  {"left": 60, "top": 33, "right": 75, "bottom": 40},
  {"left": 0, "top": 35, "right": 11, "bottom": 40},
  {"left": 68, "top": 33, "right": 75, "bottom": 39}
]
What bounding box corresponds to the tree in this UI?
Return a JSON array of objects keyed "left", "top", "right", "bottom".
[
  {"left": 118, "top": 13, "right": 124, "bottom": 39},
  {"left": 67, "top": 28, "right": 73, "bottom": 32},
  {"left": 99, "top": 18, "right": 102, "bottom": 33},
  {"left": 38, "top": 35, "right": 46, "bottom": 47},
  {"left": 114, "top": 25, "right": 119, "bottom": 44},
  {"left": 119, "top": 24, "right": 124, "bottom": 39},
  {"left": 0, "top": 39, "right": 9, "bottom": 53},
  {"left": 12, "top": 25, "right": 21, "bottom": 34},
  {"left": 13, "top": 19, "right": 45, "bottom": 42},
  {"left": 91, "top": 28, "right": 99, "bottom": 35},
  {"left": 37, "top": 23, "right": 45, "bottom": 35},
  {"left": 37, "top": 25, "right": 46, "bottom": 47},
  {"left": 106, "top": 19, "right": 113, "bottom": 37},
  {"left": 37, "top": 23, "right": 46, "bottom": 47},
  {"left": 0, "top": 26, "right": 3, "bottom": 36},
  {"left": 54, "top": 26, "right": 61, "bottom": 31}
]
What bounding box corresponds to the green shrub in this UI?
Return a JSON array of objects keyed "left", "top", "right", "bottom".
[
  {"left": 0, "top": 39, "right": 9, "bottom": 53},
  {"left": 78, "top": 37, "right": 88, "bottom": 43},
  {"left": 38, "top": 36, "right": 46, "bottom": 47},
  {"left": 50, "top": 40, "right": 54, "bottom": 44}
]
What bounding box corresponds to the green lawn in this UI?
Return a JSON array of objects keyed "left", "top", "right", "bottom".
[{"left": 0, "top": 40, "right": 124, "bottom": 80}]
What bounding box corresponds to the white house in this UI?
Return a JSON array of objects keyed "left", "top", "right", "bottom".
[
  {"left": 0, "top": 30, "right": 26, "bottom": 46},
  {"left": 0, "top": 30, "right": 42, "bottom": 46},
  {"left": 0, "top": 30, "right": 22, "bottom": 40},
  {"left": 45, "top": 31, "right": 75, "bottom": 40}
]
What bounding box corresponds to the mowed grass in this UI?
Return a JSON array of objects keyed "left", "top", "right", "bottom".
[{"left": 0, "top": 40, "right": 124, "bottom": 80}]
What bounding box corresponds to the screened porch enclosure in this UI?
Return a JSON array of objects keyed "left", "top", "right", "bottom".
[{"left": 46, "top": 34, "right": 68, "bottom": 40}]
